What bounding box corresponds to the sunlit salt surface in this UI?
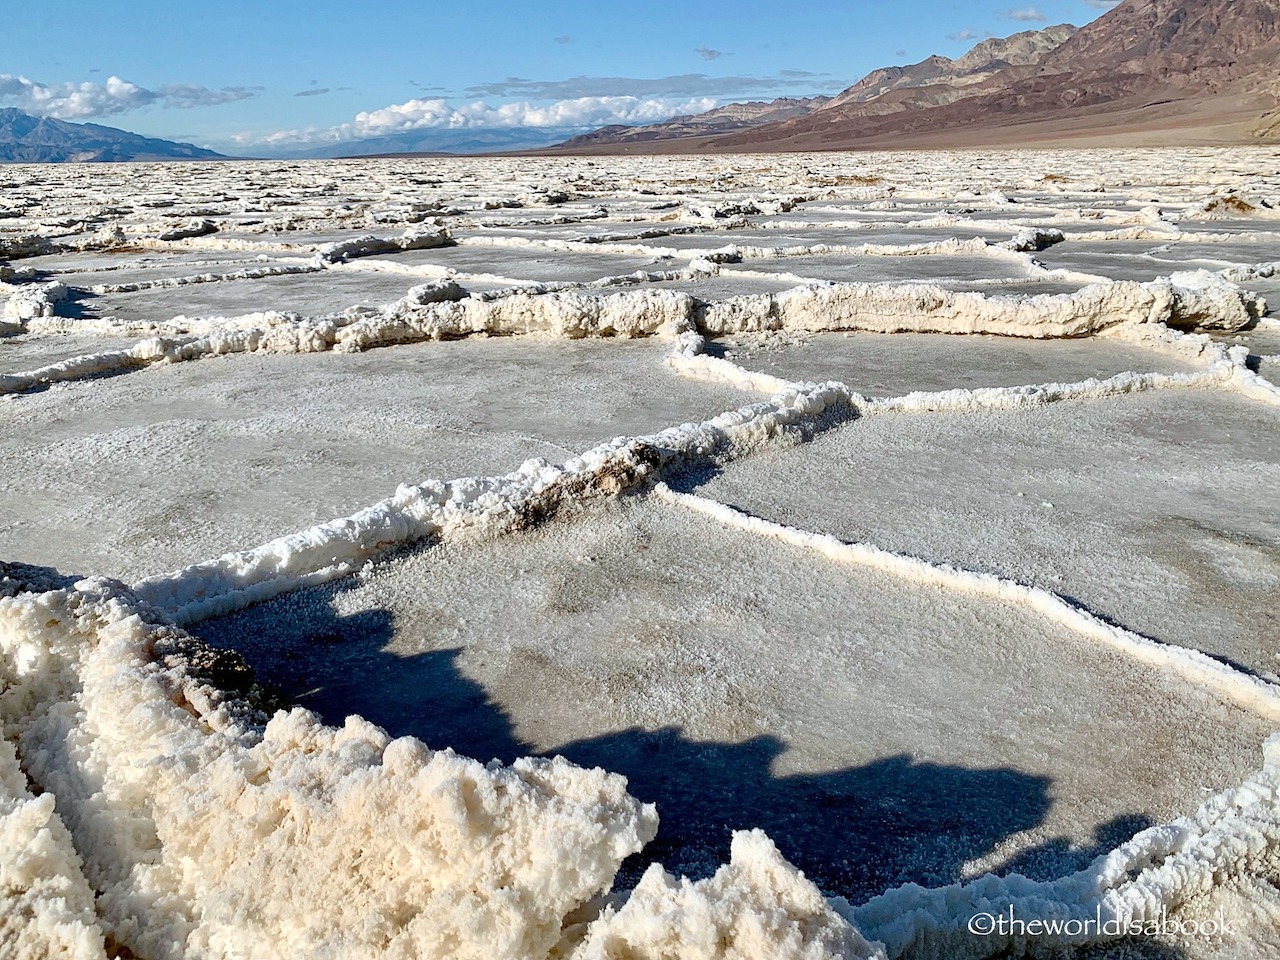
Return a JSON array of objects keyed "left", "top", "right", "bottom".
[
  {"left": 706, "top": 330, "right": 1201, "bottom": 394},
  {"left": 2, "top": 149, "right": 1279, "bottom": 960}
]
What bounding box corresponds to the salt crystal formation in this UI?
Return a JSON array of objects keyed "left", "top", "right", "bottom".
[{"left": 2, "top": 150, "right": 1279, "bottom": 958}]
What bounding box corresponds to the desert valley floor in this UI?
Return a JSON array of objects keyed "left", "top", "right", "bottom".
[{"left": 2, "top": 149, "right": 1279, "bottom": 960}]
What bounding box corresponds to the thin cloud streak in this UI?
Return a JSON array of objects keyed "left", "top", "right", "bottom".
[{"left": 465, "top": 72, "right": 839, "bottom": 100}]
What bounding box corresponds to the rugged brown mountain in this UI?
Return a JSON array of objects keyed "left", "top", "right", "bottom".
[
  {"left": 553, "top": 26, "right": 1076, "bottom": 152},
  {"left": 819, "top": 25, "right": 1077, "bottom": 112},
  {"left": 550, "top": 0, "right": 1280, "bottom": 153}
]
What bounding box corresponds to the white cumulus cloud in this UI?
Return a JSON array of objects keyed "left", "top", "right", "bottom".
[
  {"left": 255, "top": 94, "right": 719, "bottom": 147},
  {"left": 0, "top": 74, "right": 255, "bottom": 119},
  {"left": 1004, "top": 6, "right": 1048, "bottom": 21}
]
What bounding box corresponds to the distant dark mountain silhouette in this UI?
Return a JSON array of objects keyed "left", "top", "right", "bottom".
[
  {"left": 295, "top": 125, "right": 581, "bottom": 159},
  {"left": 0, "top": 109, "right": 227, "bottom": 163}
]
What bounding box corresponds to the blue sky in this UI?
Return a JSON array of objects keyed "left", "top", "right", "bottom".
[{"left": 2, "top": 0, "right": 1117, "bottom": 153}]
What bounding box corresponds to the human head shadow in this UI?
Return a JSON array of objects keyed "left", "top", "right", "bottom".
[
  {"left": 197, "top": 581, "right": 1082, "bottom": 905},
  {"left": 200, "top": 599, "right": 525, "bottom": 761},
  {"left": 0, "top": 560, "right": 86, "bottom": 594},
  {"left": 989, "top": 811, "right": 1156, "bottom": 883},
  {"left": 552, "top": 727, "right": 1053, "bottom": 901}
]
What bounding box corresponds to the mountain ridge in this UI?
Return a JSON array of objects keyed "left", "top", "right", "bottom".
[
  {"left": 546, "top": 24, "right": 1081, "bottom": 151},
  {"left": 558, "top": 96, "right": 830, "bottom": 149},
  {"left": 0, "top": 109, "right": 228, "bottom": 163}
]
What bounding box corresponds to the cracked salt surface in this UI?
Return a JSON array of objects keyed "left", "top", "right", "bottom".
[
  {"left": 0, "top": 331, "right": 144, "bottom": 369},
  {"left": 706, "top": 330, "right": 1201, "bottom": 395},
  {"left": 76, "top": 268, "right": 422, "bottom": 321},
  {"left": 3, "top": 148, "right": 1280, "bottom": 960}
]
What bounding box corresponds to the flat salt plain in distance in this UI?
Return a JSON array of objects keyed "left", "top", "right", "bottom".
[
  {"left": 74, "top": 268, "right": 425, "bottom": 322},
  {"left": 3, "top": 148, "right": 1280, "bottom": 960}
]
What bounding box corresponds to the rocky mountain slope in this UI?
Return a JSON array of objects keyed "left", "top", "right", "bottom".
[
  {"left": 552, "top": 0, "right": 1280, "bottom": 152},
  {"left": 552, "top": 26, "right": 1076, "bottom": 151},
  {"left": 0, "top": 109, "right": 227, "bottom": 163},
  {"left": 819, "top": 24, "right": 1077, "bottom": 111}
]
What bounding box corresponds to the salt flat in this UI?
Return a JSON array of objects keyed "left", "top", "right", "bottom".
[
  {"left": 707, "top": 329, "right": 1201, "bottom": 394},
  {"left": 2, "top": 149, "right": 1279, "bottom": 960},
  {"left": 682, "top": 388, "right": 1280, "bottom": 677}
]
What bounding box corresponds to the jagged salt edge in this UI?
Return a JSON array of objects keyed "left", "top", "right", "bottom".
[
  {"left": 88, "top": 259, "right": 322, "bottom": 294},
  {"left": 5, "top": 257, "right": 1267, "bottom": 391},
  {"left": 0, "top": 733, "right": 106, "bottom": 958},
  {"left": 869, "top": 362, "right": 1242, "bottom": 414},
  {"left": 0, "top": 326, "right": 315, "bottom": 396},
  {"left": 671, "top": 317, "right": 1276, "bottom": 411},
  {"left": 129, "top": 319, "right": 1276, "bottom": 621},
  {"left": 1, "top": 280, "right": 68, "bottom": 323},
  {"left": 0, "top": 579, "right": 658, "bottom": 960}
]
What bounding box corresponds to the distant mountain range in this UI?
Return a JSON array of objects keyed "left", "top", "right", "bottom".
[
  {"left": 295, "top": 127, "right": 576, "bottom": 159},
  {"left": 551, "top": 0, "right": 1280, "bottom": 152},
  {"left": 0, "top": 109, "right": 227, "bottom": 163},
  {"left": 560, "top": 97, "right": 831, "bottom": 150}
]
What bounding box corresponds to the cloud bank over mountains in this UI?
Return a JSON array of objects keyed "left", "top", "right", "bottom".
[
  {"left": 0, "top": 66, "right": 840, "bottom": 154},
  {"left": 248, "top": 94, "right": 720, "bottom": 152},
  {"left": 242, "top": 69, "right": 842, "bottom": 153}
]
